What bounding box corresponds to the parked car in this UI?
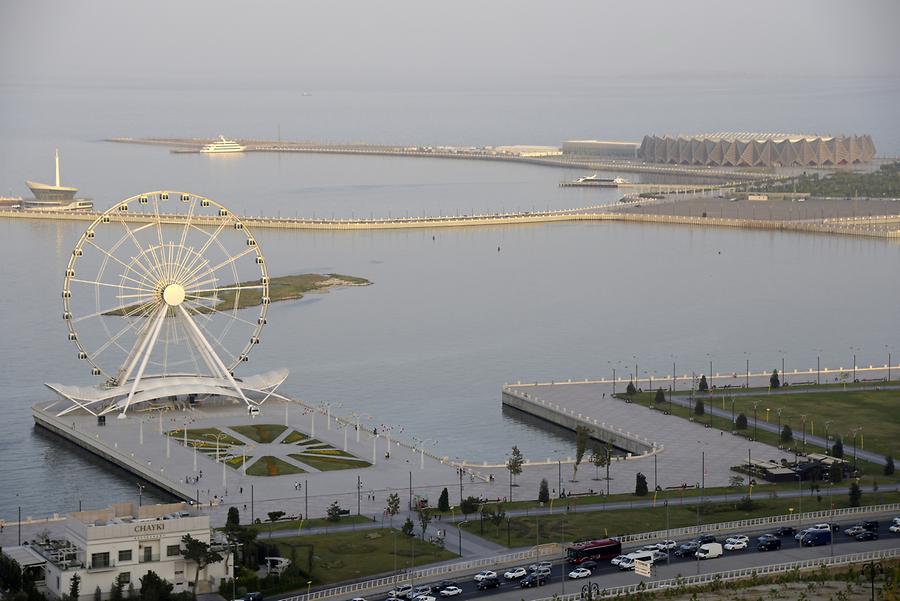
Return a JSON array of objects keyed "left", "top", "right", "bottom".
[
  {"left": 757, "top": 534, "right": 782, "bottom": 551},
  {"left": 520, "top": 572, "right": 549, "bottom": 588},
  {"left": 695, "top": 542, "right": 723, "bottom": 559},
  {"left": 503, "top": 567, "right": 527, "bottom": 579},
  {"left": 476, "top": 577, "right": 500, "bottom": 591},
  {"left": 775, "top": 526, "right": 797, "bottom": 537},
  {"left": 856, "top": 531, "right": 879, "bottom": 542},
  {"left": 724, "top": 539, "right": 748, "bottom": 551},
  {"left": 568, "top": 567, "right": 592, "bottom": 579},
  {"left": 473, "top": 570, "right": 496, "bottom": 582},
  {"left": 438, "top": 587, "right": 462, "bottom": 598}
]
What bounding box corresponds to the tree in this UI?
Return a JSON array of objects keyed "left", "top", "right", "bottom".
[
  {"left": 828, "top": 462, "right": 843, "bottom": 484},
  {"left": 180, "top": 534, "right": 223, "bottom": 599},
  {"left": 538, "top": 478, "right": 550, "bottom": 504},
  {"left": 573, "top": 426, "right": 590, "bottom": 482},
  {"left": 437, "top": 488, "right": 450, "bottom": 512},
  {"left": 110, "top": 575, "right": 126, "bottom": 601},
  {"left": 626, "top": 381, "right": 637, "bottom": 396},
  {"left": 226, "top": 507, "right": 240, "bottom": 528},
  {"left": 735, "top": 413, "right": 748, "bottom": 430},
  {"left": 848, "top": 481, "right": 862, "bottom": 507},
  {"left": 68, "top": 574, "right": 81, "bottom": 601},
  {"left": 780, "top": 425, "right": 793, "bottom": 443},
  {"left": 139, "top": 571, "right": 173, "bottom": 601},
  {"left": 385, "top": 493, "right": 400, "bottom": 527},
  {"left": 416, "top": 507, "right": 432, "bottom": 540},
  {"left": 590, "top": 445, "right": 608, "bottom": 480},
  {"left": 326, "top": 501, "right": 343, "bottom": 522},
  {"left": 459, "top": 496, "right": 479, "bottom": 517},
  {"left": 770, "top": 369, "right": 780, "bottom": 389},
  {"left": 400, "top": 517, "right": 414, "bottom": 537},
  {"left": 654, "top": 388, "right": 666, "bottom": 404},
  {"left": 634, "top": 472, "right": 648, "bottom": 496},
  {"left": 506, "top": 446, "right": 524, "bottom": 486},
  {"left": 694, "top": 398, "right": 705, "bottom": 416},
  {"left": 266, "top": 511, "right": 285, "bottom": 539},
  {"left": 831, "top": 436, "right": 844, "bottom": 459},
  {"left": 884, "top": 455, "right": 895, "bottom": 476},
  {"left": 483, "top": 503, "right": 506, "bottom": 536},
  {"left": 698, "top": 375, "right": 708, "bottom": 392}
]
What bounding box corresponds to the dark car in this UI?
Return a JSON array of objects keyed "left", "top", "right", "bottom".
[
  {"left": 694, "top": 534, "right": 717, "bottom": 545},
  {"left": 477, "top": 577, "right": 501, "bottom": 591},
  {"left": 520, "top": 573, "right": 549, "bottom": 588},
  {"left": 431, "top": 582, "right": 456, "bottom": 593},
  {"left": 579, "top": 560, "right": 598, "bottom": 570},
  {"left": 801, "top": 530, "right": 831, "bottom": 547},
  {"left": 757, "top": 534, "right": 782, "bottom": 551},
  {"left": 242, "top": 594, "right": 263, "bottom": 601},
  {"left": 856, "top": 531, "right": 879, "bottom": 541},
  {"left": 774, "top": 526, "right": 797, "bottom": 537},
  {"left": 862, "top": 520, "right": 879, "bottom": 532},
  {"left": 674, "top": 541, "right": 700, "bottom": 557}
]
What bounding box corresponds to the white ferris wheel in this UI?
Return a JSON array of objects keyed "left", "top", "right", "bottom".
[{"left": 49, "top": 191, "right": 288, "bottom": 418}]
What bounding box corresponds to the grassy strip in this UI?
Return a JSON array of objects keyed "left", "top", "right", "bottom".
[
  {"left": 288, "top": 454, "right": 371, "bottom": 472},
  {"left": 280, "top": 430, "right": 309, "bottom": 444},
  {"left": 230, "top": 423, "right": 287, "bottom": 444},
  {"left": 250, "top": 514, "right": 374, "bottom": 532},
  {"left": 616, "top": 392, "right": 899, "bottom": 483},
  {"left": 459, "top": 490, "right": 900, "bottom": 548},
  {"left": 266, "top": 528, "right": 454, "bottom": 586},
  {"left": 166, "top": 427, "right": 244, "bottom": 446},
  {"left": 245, "top": 456, "right": 306, "bottom": 477}
]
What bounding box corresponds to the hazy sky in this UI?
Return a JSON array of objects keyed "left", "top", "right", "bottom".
[{"left": 3, "top": 0, "right": 899, "bottom": 90}]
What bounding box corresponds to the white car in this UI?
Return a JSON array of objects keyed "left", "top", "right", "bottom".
[
  {"left": 811, "top": 523, "right": 832, "bottom": 531},
  {"left": 610, "top": 554, "right": 629, "bottom": 566},
  {"left": 390, "top": 586, "right": 412, "bottom": 600},
  {"left": 413, "top": 596, "right": 435, "bottom": 601},
  {"left": 724, "top": 539, "right": 748, "bottom": 551},
  {"left": 845, "top": 525, "right": 866, "bottom": 537},
  {"left": 503, "top": 567, "right": 527, "bottom": 579},
  {"left": 439, "top": 587, "right": 462, "bottom": 598},
  {"left": 889, "top": 524, "right": 900, "bottom": 534},
  {"left": 725, "top": 535, "right": 749, "bottom": 545},
  {"left": 655, "top": 540, "right": 677, "bottom": 551},
  {"left": 640, "top": 544, "right": 660, "bottom": 552},
  {"left": 473, "top": 570, "right": 496, "bottom": 582},
  {"left": 529, "top": 561, "right": 553, "bottom": 572},
  {"left": 568, "top": 567, "right": 591, "bottom": 579}
]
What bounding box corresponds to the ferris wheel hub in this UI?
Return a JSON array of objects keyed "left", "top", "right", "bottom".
[{"left": 162, "top": 283, "right": 186, "bottom": 307}]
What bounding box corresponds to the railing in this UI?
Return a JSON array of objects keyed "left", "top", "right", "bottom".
[
  {"left": 616, "top": 502, "right": 900, "bottom": 544},
  {"left": 279, "top": 545, "right": 561, "bottom": 601},
  {"left": 530, "top": 547, "right": 899, "bottom": 600}
]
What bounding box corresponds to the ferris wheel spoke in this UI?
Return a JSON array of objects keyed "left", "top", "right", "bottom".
[
  {"left": 74, "top": 299, "right": 162, "bottom": 324},
  {"left": 115, "top": 216, "right": 163, "bottom": 281},
  {"left": 190, "top": 308, "right": 237, "bottom": 359},
  {"left": 172, "top": 198, "right": 197, "bottom": 283},
  {"left": 152, "top": 196, "right": 170, "bottom": 281},
  {"left": 178, "top": 221, "right": 230, "bottom": 285},
  {"left": 69, "top": 277, "right": 155, "bottom": 295},
  {"left": 186, "top": 284, "right": 265, "bottom": 295},
  {"left": 84, "top": 239, "right": 157, "bottom": 289},
  {"left": 184, "top": 247, "right": 257, "bottom": 289},
  {"left": 89, "top": 300, "right": 157, "bottom": 360}
]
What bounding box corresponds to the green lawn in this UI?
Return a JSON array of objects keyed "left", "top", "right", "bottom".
[
  {"left": 245, "top": 456, "right": 306, "bottom": 477},
  {"left": 268, "top": 528, "right": 455, "bottom": 586},
  {"left": 166, "top": 427, "right": 244, "bottom": 446},
  {"left": 459, "top": 490, "right": 900, "bottom": 548},
  {"left": 620, "top": 389, "right": 899, "bottom": 478},
  {"left": 230, "top": 424, "right": 288, "bottom": 444},
  {"left": 281, "top": 430, "right": 309, "bottom": 444},
  {"left": 250, "top": 514, "right": 374, "bottom": 532},
  {"left": 288, "top": 453, "right": 371, "bottom": 472}
]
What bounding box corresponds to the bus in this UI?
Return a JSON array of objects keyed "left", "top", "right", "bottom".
[{"left": 566, "top": 539, "right": 622, "bottom": 564}]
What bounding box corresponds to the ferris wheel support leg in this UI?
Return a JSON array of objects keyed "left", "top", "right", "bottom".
[
  {"left": 116, "top": 307, "right": 163, "bottom": 386},
  {"left": 177, "top": 310, "right": 223, "bottom": 377},
  {"left": 177, "top": 305, "right": 252, "bottom": 407},
  {"left": 119, "top": 306, "right": 167, "bottom": 418}
]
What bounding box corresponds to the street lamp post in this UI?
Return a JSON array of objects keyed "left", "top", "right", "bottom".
[
  {"left": 752, "top": 401, "right": 760, "bottom": 440},
  {"left": 824, "top": 420, "right": 832, "bottom": 453},
  {"left": 137, "top": 483, "right": 145, "bottom": 507}
]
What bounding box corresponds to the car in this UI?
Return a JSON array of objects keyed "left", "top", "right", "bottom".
[
  {"left": 473, "top": 570, "right": 496, "bottom": 582},
  {"left": 389, "top": 586, "right": 412, "bottom": 600},
  {"left": 568, "top": 567, "right": 591, "bottom": 579},
  {"left": 775, "top": 526, "right": 797, "bottom": 537},
  {"left": 801, "top": 530, "right": 831, "bottom": 547},
  {"left": 890, "top": 524, "right": 900, "bottom": 534},
  {"left": 240, "top": 594, "right": 263, "bottom": 601},
  {"left": 476, "top": 577, "right": 500, "bottom": 591},
  {"left": 856, "top": 531, "right": 879, "bottom": 542},
  {"left": 610, "top": 554, "right": 629, "bottom": 566},
  {"left": 795, "top": 529, "right": 812, "bottom": 541},
  {"left": 757, "top": 534, "right": 782, "bottom": 551},
  {"left": 725, "top": 535, "right": 749, "bottom": 545},
  {"left": 534, "top": 567, "right": 552, "bottom": 577},
  {"left": 655, "top": 540, "right": 677, "bottom": 551},
  {"left": 695, "top": 542, "right": 723, "bottom": 559},
  {"left": 431, "top": 582, "right": 456, "bottom": 594},
  {"left": 504, "top": 567, "right": 527, "bottom": 579},
  {"left": 674, "top": 542, "right": 699, "bottom": 558},
  {"left": 694, "top": 534, "right": 717, "bottom": 545},
  {"left": 845, "top": 525, "right": 867, "bottom": 537},
  {"left": 862, "top": 520, "right": 879, "bottom": 531},
  {"left": 892, "top": 517, "right": 900, "bottom": 526},
  {"left": 350, "top": 598, "right": 366, "bottom": 601},
  {"left": 520, "top": 573, "right": 549, "bottom": 588},
  {"left": 724, "top": 539, "right": 748, "bottom": 551},
  {"left": 579, "top": 560, "right": 598, "bottom": 570},
  {"left": 409, "top": 587, "right": 432, "bottom": 600},
  {"left": 412, "top": 596, "right": 435, "bottom": 601},
  {"left": 640, "top": 544, "right": 661, "bottom": 552},
  {"left": 529, "top": 561, "right": 552, "bottom": 572},
  {"left": 438, "top": 587, "right": 462, "bottom": 598}
]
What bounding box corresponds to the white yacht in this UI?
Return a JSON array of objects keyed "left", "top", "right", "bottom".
[{"left": 200, "top": 136, "right": 246, "bottom": 154}]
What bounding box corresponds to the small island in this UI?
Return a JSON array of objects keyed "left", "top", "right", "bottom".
[{"left": 105, "top": 273, "right": 370, "bottom": 315}]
